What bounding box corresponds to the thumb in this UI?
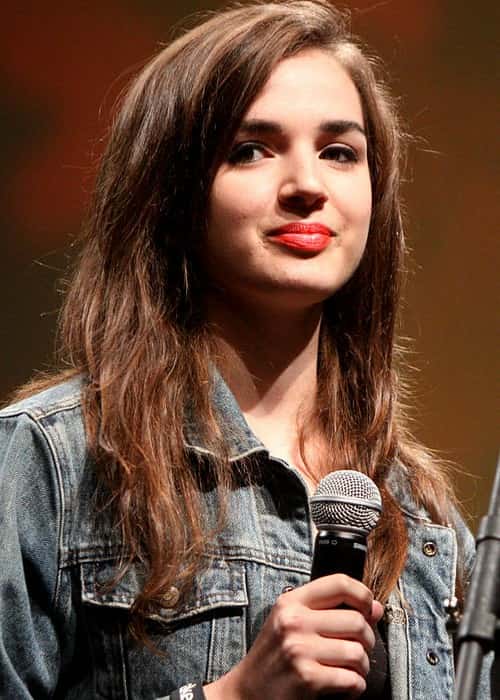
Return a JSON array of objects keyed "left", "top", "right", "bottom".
[{"left": 370, "top": 599, "right": 384, "bottom": 626}]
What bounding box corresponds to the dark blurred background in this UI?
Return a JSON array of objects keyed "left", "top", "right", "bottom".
[{"left": 1, "top": 1, "right": 498, "bottom": 529}]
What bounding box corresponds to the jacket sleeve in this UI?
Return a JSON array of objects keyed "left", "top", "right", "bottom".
[
  {"left": 0, "top": 412, "right": 71, "bottom": 698},
  {"left": 0, "top": 411, "right": 207, "bottom": 700},
  {"left": 454, "top": 510, "right": 495, "bottom": 699}
]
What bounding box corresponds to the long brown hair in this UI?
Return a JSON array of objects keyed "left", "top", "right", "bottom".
[{"left": 15, "top": 0, "right": 457, "bottom": 640}]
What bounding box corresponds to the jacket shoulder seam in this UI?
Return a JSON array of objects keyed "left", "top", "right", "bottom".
[{"left": 0, "top": 396, "right": 82, "bottom": 422}]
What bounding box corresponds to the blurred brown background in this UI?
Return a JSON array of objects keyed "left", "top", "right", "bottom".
[{"left": 1, "top": 1, "right": 498, "bottom": 529}]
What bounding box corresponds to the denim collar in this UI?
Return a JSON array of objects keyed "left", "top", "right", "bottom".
[
  {"left": 182, "top": 369, "right": 428, "bottom": 520},
  {"left": 183, "top": 370, "right": 266, "bottom": 462}
]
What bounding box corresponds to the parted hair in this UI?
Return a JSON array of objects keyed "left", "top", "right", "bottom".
[{"left": 15, "top": 0, "right": 458, "bottom": 642}]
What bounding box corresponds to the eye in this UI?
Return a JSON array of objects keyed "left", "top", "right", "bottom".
[
  {"left": 320, "top": 145, "right": 358, "bottom": 164},
  {"left": 227, "top": 142, "right": 267, "bottom": 165}
]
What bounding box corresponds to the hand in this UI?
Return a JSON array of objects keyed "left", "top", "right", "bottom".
[{"left": 203, "top": 573, "right": 384, "bottom": 700}]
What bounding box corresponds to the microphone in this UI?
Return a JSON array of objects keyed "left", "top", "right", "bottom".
[{"left": 309, "top": 470, "right": 382, "bottom": 581}]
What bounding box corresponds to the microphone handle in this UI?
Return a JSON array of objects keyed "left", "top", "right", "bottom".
[
  {"left": 311, "top": 530, "right": 368, "bottom": 699},
  {"left": 311, "top": 530, "right": 367, "bottom": 581}
]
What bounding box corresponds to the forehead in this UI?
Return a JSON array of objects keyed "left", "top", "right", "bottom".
[{"left": 243, "top": 48, "right": 364, "bottom": 127}]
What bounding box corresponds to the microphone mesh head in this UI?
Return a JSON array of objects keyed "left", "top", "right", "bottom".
[{"left": 310, "top": 470, "right": 382, "bottom": 535}]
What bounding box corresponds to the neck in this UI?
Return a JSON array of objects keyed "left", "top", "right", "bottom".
[{"left": 206, "top": 292, "right": 323, "bottom": 466}]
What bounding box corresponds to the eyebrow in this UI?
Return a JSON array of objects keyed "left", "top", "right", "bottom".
[{"left": 237, "top": 118, "right": 366, "bottom": 138}]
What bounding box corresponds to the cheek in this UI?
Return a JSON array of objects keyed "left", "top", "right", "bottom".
[
  {"left": 338, "top": 174, "right": 372, "bottom": 231},
  {"left": 205, "top": 192, "right": 257, "bottom": 265},
  {"left": 334, "top": 176, "right": 371, "bottom": 268},
  {"left": 209, "top": 176, "right": 272, "bottom": 235}
]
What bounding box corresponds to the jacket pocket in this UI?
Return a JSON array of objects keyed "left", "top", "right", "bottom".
[{"left": 79, "top": 557, "right": 249, "bottom": 699}]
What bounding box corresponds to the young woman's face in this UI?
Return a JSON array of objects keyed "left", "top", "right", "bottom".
[{"left": 204, "top": 49, "right": 372, "bottom": 313}]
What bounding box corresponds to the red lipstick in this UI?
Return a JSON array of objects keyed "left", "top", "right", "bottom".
[{"left": 268, "top": 222, "right": 333, "bottom": 252}]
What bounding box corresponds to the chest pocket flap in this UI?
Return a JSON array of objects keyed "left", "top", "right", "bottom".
[{"left": 80, "top": 556, "right": 248, "bottom": 624}]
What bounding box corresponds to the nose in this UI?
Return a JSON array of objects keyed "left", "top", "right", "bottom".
[{"left": 278, "top": 154, "right": 328, "bottom": 214}]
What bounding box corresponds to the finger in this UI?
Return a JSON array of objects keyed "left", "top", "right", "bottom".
[
  {"left": 291, "top": 574, "right": 374, "bottom": 619},
  {"left": 297, "top": 660, "right": 367, "bottom": 698},
  {"left": 370, "top": 599, "right": 384, "bottom": 625},
  {"left": 312, "top": 609, "right": 376, "bottom": 652},
  {"left": 315, "top": 638, "right": 370, "bottom": 678}
]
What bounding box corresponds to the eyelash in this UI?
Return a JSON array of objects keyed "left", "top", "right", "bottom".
[
  {"left": 227, "top": 141, "right": 359, "bottom": 165},
  {"left": 227, "top": 142, "right": 266, "bottom": 165},
  {"left": 320, "top": 145, "right": 358, "bottom": 164}
]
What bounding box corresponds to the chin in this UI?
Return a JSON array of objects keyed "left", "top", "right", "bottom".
[{"left": 256, "top": 282, "right": 343, "bottom": 311}]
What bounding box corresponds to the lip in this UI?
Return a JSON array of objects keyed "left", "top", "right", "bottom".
[{"left": 267, "top": 222, "right": 334, "bottom": 252}]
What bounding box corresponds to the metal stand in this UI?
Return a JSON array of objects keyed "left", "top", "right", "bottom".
[{"left": 454, "top": 454, "right": 500, "bottom": 699}]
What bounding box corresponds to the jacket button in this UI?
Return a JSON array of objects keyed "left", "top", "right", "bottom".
[
  {"left": 423, "top": 541, "right": 438, "bottom": 557},
  {"left": 161, "top": 586, "right": 180, "bottom": 608},
  {"left": 426, "top": 650, "right": 440, "bottom": 665}
]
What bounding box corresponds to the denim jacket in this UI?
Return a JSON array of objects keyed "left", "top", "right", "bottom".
[{"left": 0, "top": 375, "right": 493, "bottom": 699}]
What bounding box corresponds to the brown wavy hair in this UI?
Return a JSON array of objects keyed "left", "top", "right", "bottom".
[{"left": 15, "top": 0, "right": 459, "bottom": 641}]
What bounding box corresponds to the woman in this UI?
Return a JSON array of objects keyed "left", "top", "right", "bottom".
[{"left": 0, "top": 1, "right": 492, "bottom": 698}]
